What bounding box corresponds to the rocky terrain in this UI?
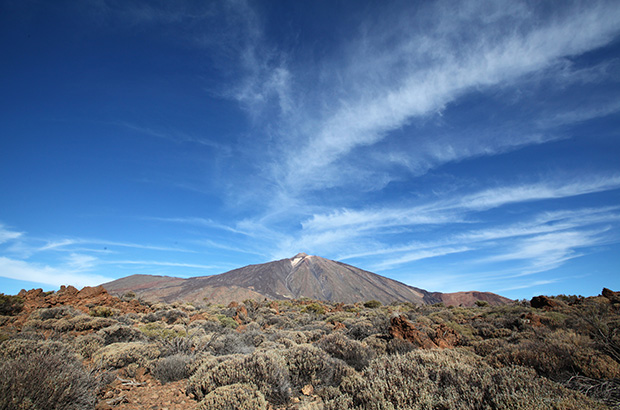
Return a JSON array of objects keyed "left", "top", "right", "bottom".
[
  {"left": 1, "top": 285, "right": 620, "bottom": 409},
  {"left": 103, "top": 253, "right": 510, "bottom": 306}
]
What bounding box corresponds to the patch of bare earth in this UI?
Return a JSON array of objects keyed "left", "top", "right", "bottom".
[{"left": 97, "top": 372, "right": 197, "bottom": 410}]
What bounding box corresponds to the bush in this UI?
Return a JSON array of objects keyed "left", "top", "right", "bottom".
[
  {"left": 139, "top": 322, "right": 187, "bottom": 340},
  {"left": 73, "top": 333, "right": 105, "bottom": 359},
  {"left": 338, "top": 349, "right": 606, "bottom": 409},
  {"left": 318, "top": 333, "right": 375, "bottom": 371},
  {"left": 0, "top": 294, "right": 23, "bottom": 316},
  {"left": 153, "top": 354, "right": 193, "bottom": 383},
  {"left": 284, "top": 344, "right": 354, "bottom": 391},
  {"left": 188, "top": 350, "right": 291, "bottom": 404},
  {"left": 363, "top": 300, "right": 382, "bottom": 309},
  {"left": 0, "top": 340, "right": 96, "bottom": 410},
  {"left": 89, "top": 306, "right": 117, "bottom": 318},
  {"left": 198, "top": 383, "right": 267, "bottom": 410},
  {"left": 69, "top": 315, "right": 116, "bottom": 331},
  {"left": 93, "top": 342, "right": 160, "bottom": 369},
  {"left": 98, "top": 324, "right": 145, "bottom": 345},
  {"left": 301, "top": 303, "right": 326, "bottom": 316}
]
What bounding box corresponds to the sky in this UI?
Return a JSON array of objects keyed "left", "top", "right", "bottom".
[{"left": 1, "top": 0, "right": 619, "bottom": 300}]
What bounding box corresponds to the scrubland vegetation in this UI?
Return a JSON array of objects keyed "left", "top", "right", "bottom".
[{"left": 0, "top": 287, "right": 619, "bottom": 409}]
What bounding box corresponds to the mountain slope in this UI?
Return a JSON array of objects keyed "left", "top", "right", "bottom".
[{"left": 103, "top": 253, "right": 509, "bottom": 306}]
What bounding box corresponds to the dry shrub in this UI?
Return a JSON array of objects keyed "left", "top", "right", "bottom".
[
  {"left": 153, "top": 353, "right": 193, "bottom": 383},
  {"left": 484, "top": 328, "right": 620, "bottom": 380},
  {"left": 207, "top": 332, "right": 255, "bottom": 356},
  {"left": 198, "top": 383, "right": 267, "bottom": 410},
  {"left": 73, "top": 333, "right": 105, "bottom": 359},
  {"left": 70, "top": 315, "right": 117, "bottom": 331},
  {"left": 564, "top": 375, "right": 620, "bottom": 408},
  {"left": 188, "top": 350, "right": 291, "bottom": 404},
  {"left": 0, "top": 339, "right": 96, "bottom": 410},
  {"left": 318, "top": 333, "right": 375, "bottom": 371},
  {"left": 97, "top": 324, "right": 145, "bottom": 345},
  {"left": 284, "top": 344, "right": 355, "bottom": 391},
  {"left": 30, "top": 306, "right": 80, "bottom": 321},
  {"left": 93, "top": 342, "right": 160, "bottom": 369},
  {"left": 337, "top": 349, "right": 606, "bottom": 410}
]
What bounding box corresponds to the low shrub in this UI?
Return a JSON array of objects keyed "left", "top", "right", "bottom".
[
  {"left": 188, "top": 350, "right": 291, "bottom": 404},
  {"left": 198, "top": 383, "right": 267, "bottom": 410},
  {"left": 70, "top": 315, "right": 116, "bottom": 331},
  {"left": 301, "top": 303, "right": 326, "bottom": 316},
  {"left": 153, "top": 353, "right": 193, "bottom": 383},
  {"left": 98, "top": 324, "right": 145, "bottom": 345},
  {"left": 89, "top": 306, "right": 117, "bottom": 318},
  {"left": 139, "top": 322, "right": 187, "bottom": 340},
  {"left": 73, "top": 333, "right": 105, "bottom": 359},
  {"left": 363, "top": 300, "right": 382, "bottom": 309},
  {"left": 338, "top": 349, "right": 606, "bottom": 409},
  {"left": 92, "top": 342, "right": 160, "bottom": 369},
  {"left": 0, "top": 340, "right": 96, "bottom": 410},
  {"left": 318, "top": 333, "right": 374, "bottom": 371},
  {"left": 284, "top": 344, "right": 354, "bottom": 391},
  {"left": 0, "top": 294, "right": 23, "bottom": 316}
]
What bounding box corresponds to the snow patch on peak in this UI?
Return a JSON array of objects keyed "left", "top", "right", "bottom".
[{"left": 291, "top": 253, "right": 309, "bottom": 267}]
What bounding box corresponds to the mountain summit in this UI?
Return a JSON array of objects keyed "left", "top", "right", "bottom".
[{"left": 103, "top": 254, "right": 510, "bottom": 306}]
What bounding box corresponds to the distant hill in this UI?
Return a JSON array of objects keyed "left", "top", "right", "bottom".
[{"left": 102, "top": 253, "right": 510, "bottom": 306}]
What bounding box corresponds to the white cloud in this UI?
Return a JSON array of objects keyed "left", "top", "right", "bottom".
[
  {"left": 0, "top": 224, "right": 22, "bottom": 244},
  {"left": 273, "top": 0, "right": 620, "bottom": 193},
  {"left": 104, "top": 260, "right": 216, "bottom": 269},
  {"left": 0, "top": 257, "right": 113, "bottom": 289},
  {"left": 371, "top": 247, "right": 472, "bottom": 270}
]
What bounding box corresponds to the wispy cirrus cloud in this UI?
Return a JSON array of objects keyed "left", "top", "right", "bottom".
[
  {"left": 0, "top": 256, "right": 113, "bottom": 289},
  {"left": 0, "top": 224, "right": 23, "bottom": 244},
  {"left": 265, "top": 1, "right": 620, "bottom": 194}
]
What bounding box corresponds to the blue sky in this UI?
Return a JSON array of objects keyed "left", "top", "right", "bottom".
[{"left": 1, "top": 0, "right": 619, "bottom": 300}]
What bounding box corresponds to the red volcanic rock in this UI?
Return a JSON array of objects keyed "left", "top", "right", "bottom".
[
  {"left": 333, "top": 322, "right": 346, "bottom": 331},
  {"left": 233, "top": 305, "right": 248, "bottom": 324},
  {"left": 522, "top": 312, "right": 543, "bottom": 327},
  {"left": 389, "top": 316, "right": 460, "bottom": 349},
  {"left": 602, "top": 288, "right": 620, "bottom": 303},
  {"left": 389, "top": 316, "right": 438, "bottom": 349},
  {"left": 78, "top": 285, "right": 107, "bottom": 299},
  {"left": 15, "top": 285, "right": 151, "bottom": 319},
  {"left": 431, "top": 323, "right": 461, "bottom": 348},
  {"left": 269, "top": 301, "right": 280, "bottom": 315},
  {"left": 530, "top": 295, "right": 559, "bottom": 309}
]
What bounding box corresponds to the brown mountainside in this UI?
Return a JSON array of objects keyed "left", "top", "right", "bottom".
[{"left": 103, "top": 253, "right": 510, "bottom": 306}]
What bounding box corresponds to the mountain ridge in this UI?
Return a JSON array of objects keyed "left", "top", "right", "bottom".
[{"left": 102, "top": 253, "right": 511, "bottom": 306}]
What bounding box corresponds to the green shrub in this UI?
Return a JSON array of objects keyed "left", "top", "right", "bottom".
[
  {"left": 0, "top": 294, "right": 23, "bottom": 316},
  {"left": 217, "top": 315, "right": 239, "bottom": 329},
  {"left": 0, "top": 340, "right": 96, "bottom": 410},
  {"left": 89, "top": 306, "right": 117, "bottom": 318},
  {"left": 139, "top": 322, "right": 187, "bottom": 340},
  {"left": 198, "top": 383, "right": 267, "bottom": 410},
  {"left": 301, "top": 302, "right": 326, "bottom": 316},
  {"left": 363, "top": 300, "right": 382, "bottom": 309}
]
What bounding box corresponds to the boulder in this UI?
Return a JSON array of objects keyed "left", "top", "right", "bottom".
[
  {"left": 530, "top": 295, "right": 559, "bottom": 309},
  {"left": 389, "top": 315, "right": 437, "bottom": 349}
]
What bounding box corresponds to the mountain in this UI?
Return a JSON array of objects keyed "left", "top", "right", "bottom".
[{"left": 102, "top": 253, "right": 510, "bottom": 306}]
